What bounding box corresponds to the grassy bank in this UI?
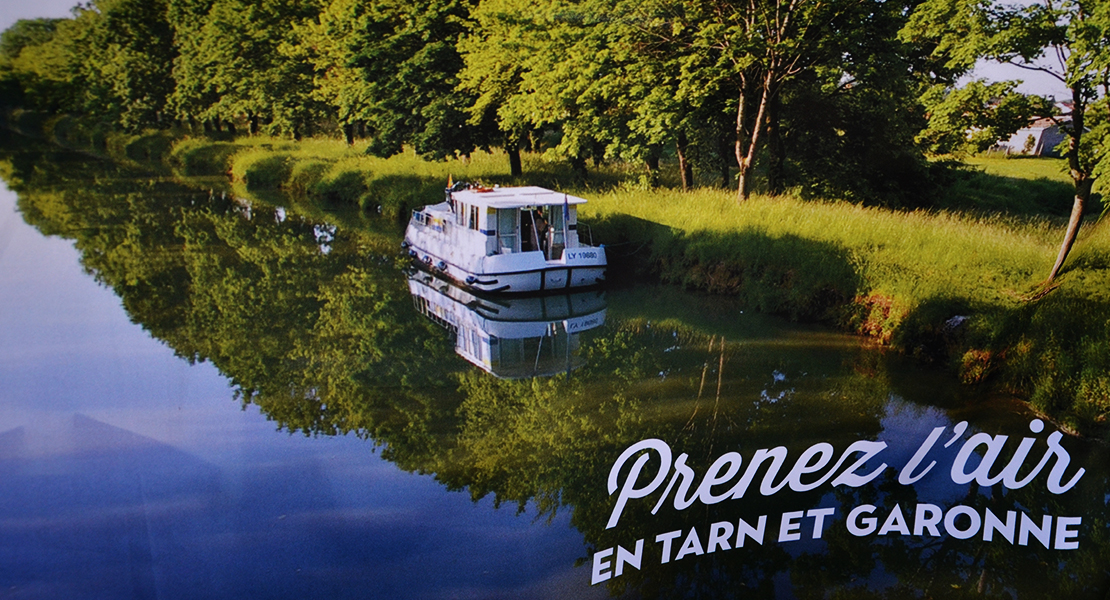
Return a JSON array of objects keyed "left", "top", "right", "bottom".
[
  {"left": 581, "top": 189, "right": 1109, "bottom": 434},
  {"left": 4, "top": 108, "right": 1108, "bottom": 436}
]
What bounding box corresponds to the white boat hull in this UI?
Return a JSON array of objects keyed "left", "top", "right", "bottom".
[{"left": 407, "top": 242, "right": 607, "bottom": 294}]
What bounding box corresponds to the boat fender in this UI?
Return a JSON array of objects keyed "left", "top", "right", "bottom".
[
  {"left": 408, "top": 249, "right": 418, "bottom": 258},
  {"left": 465, "top": 275, "right": 477, "bottom": 284},
  {"left": 436, "top": 260, "right": 447, "bottom": 271},
  {"left": 422, "top": 255, "right": 432, "bottom": 265}
]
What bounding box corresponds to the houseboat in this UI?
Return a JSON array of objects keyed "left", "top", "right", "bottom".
[
  {"left": 403, "top": 183, "right": 607, "bottom": 294},
  {"left": 407, "top": 271, "right": 607, "bottom": 378}
]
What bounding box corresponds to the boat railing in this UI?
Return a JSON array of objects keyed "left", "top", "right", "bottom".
[
  {"left": 579, "top": 221, "right": 595, "bottom": 246},
  {"left": 411, "top": 209, "right": 448, "bottom": 233}
]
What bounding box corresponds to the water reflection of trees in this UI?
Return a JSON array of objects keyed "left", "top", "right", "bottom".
[{"left": 3, "top": 139, "right": 1107, "bottom": 598}]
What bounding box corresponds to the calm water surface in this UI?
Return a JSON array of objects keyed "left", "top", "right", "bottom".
[{"left": 0, "top": 133, "right": 1106, "bottom": 599}]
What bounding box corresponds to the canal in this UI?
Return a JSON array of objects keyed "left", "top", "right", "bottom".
[{"left": 0, "top": 132, "right": 1106, "bottom": 599}]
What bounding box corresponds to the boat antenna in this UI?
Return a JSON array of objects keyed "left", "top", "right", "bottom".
[{"left": 562, "top": 193, "right": 570, "bottom": 255}]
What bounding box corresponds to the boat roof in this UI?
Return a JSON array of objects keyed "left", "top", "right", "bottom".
[{"left": 450, "top": 186, "right": 588, "bottom": 208}]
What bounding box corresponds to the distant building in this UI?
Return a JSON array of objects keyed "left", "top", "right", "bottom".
[{"left": 996, "top": 116, "right": 1069, "bottom": 157}]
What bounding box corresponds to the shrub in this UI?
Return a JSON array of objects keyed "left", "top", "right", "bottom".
[
  {"left": 230, "top": 150, "right": 293, "bottom": 190},
  {"left": 169, "top": 138, "right": 238, "bottom": 176}
]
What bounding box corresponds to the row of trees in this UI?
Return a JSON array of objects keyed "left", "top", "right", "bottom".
[
  {"left": 0, "top": 2, "right": 1079, "bottom": 183},
  {"left": 0, "top": 0, "right": 1106, "bottom": 275}
]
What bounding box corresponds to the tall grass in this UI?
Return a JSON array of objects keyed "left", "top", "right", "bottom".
[
  {"left": 170, "top": 135, "right": 539, "bottom": 219},
  {"left": 580, "top": 185, "right": 1109, "bottom": 434},
  {"left": 582, "top": 188, "right": 1058, "bottom": 307}
]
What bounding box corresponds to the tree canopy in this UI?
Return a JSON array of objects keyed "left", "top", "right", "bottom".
[
  {"left": 902, "top": 0, "right": 1110, "bottom": 280},
  {"left": 0, "top": 0, "right": 1104, "bottom": 209}
]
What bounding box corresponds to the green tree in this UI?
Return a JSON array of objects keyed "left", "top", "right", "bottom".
[
  {"left": 0, "top": 18, "right": 61, "bottom": 61},
  {"left": 298, "top": 0, "right": 485, "bottom": 158},
  {"left": 590, "top": 0, "right": 730, "bottom": 188},
  {"left": 460, "top": 0, "right": 636, "bottom": 179},
  {"left": 169, "top": 0, "right": 323, "bottom": 137},
  {"left": 917, "top": 79, "right": 1052, "bottom": 155},
  {"left": 676, "top": 0, "right": 857, "bottom": 200},
  {"left": 902, "top": 0, "right": 1110, "bottom": 282},
  {"left": 463, "top": 0, "right": 918, "bottom": 197},
  {"left": 455, "top": 0, "right": 540, "bottom": 177},
  {"left": 0, "top": 18, "right": 79, "bottom": 112},
  {"left": 67, "top": 0, "right": 177, "bottom": 129},
  {"left": 165, "top": 0, "right": 220, "bottom": 128},
  {"left": 742, "top": 0, "right": 936, "bottom": 204}
]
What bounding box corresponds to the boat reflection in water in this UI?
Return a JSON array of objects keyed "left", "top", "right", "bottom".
[{"left": 407, "top": 271, "right": 606, "bottom": 379}]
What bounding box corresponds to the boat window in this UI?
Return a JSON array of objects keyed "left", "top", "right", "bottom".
[
  {"left": 549, "top": 207, "right": 564, "bottom": 238},
  {"left": 547, "top": 207, "right": 565, "bottom": 257},
  {"left": 497, "top": 209, "right": 517, "bottom": 253},
  {"left": 469, "top": 205, "right": 480, "bottom": 231},
  {"left": 456, "top": 202, "right": 468, "bottom": 226}
]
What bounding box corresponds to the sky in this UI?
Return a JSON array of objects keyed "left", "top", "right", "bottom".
[
  {"left": 0, "top": 0, "right": 79, "bottom": 33},
  {"left": 968, "top": 60, "right": 1071, "bottom": 100},
  {"left": 0, "top": 0, "right": 1072, "bottom": 100}
]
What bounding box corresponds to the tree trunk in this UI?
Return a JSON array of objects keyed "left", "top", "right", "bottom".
[
  {"left": 1046, "top": 86, "right": 1093, "bottom": 283},
  {"left": 1047, "top": 181, "right": 1091, "bottom": 281},
  {"left": 718, "top": 133, "right": 731, "bottom": 188},
  {"left": 506, "top": 137, "right": 522, "bottom": 177},
  {"left": 570, "top": 155, "right": 588, "bottom": 180},
  {"left": 734, "top": 79, "right": 751, "bottom": 199},
  {"left": 591, "top": 140, "right": 606, "bottom": 168},
  {"left": 736, "top": 163, "right": 752, "bottom": 201},
  {"left": 343, "top": 122, "right": 355, "bottom": 145},
  {"left": 249, "top": 113, "right": 259, "bottom": 135},
  {"left": 645, "top": 149, "right": 661, "bottom": 188},
  {"left": 734, "top": 73, "right": 771, "bottom": 202},
  {"left": 767, "top": 93, "right": 785, "bottom": 195},
  {"left": 677, "top": 131, "right": 693, "bottom": 191}
]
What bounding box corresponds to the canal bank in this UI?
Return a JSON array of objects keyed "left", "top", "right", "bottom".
[{"left": 3, "top": 108, "right": 1108, "bottom": 438}]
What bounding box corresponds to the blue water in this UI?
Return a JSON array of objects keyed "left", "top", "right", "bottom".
[{"left": 0, "top": 183, "right": 598, "bottom": 600}]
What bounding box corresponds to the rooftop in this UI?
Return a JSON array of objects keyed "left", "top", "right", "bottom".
[{"left": 450, "top": 186, "right": 588, "bottom": 208}]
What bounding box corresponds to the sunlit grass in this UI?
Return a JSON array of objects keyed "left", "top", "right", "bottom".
[
  {"left": 580, "top": 187, "right": 1061, "bottom": 308},
  {"left": 964, "top": 155, "right": 1070, "bottom": 183}
]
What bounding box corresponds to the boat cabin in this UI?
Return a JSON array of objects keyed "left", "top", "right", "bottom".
[
  {"left": 405, "top": 185, "right": 606, "bottom": 293},
  {"left": 415, "top": 186, "right": 590, "bottom": 261}
]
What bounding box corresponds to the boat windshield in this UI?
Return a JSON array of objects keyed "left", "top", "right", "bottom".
[{"left": 497, "top": 209, "right": 517, "bottom": 253}]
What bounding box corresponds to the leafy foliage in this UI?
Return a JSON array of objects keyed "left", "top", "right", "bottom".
[
  {"left": 169, "top": 0, "right": 324, "bottom": 136},
  {"left": 902, "top": 0, "right": 1110, "bottom": 279},
  {"left": 296, "top": 0, "right": 484, "bottom": 157},
  {"left": 917, "top": 80, "right": 1052, "bottom": 155},
  {"left": 3, "top": 0, "right": 1104, "bottom": 206}
]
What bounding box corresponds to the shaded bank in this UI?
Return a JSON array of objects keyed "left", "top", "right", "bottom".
[{"left": 586, "top": 190, "right": 1109, "bottom": 436}]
